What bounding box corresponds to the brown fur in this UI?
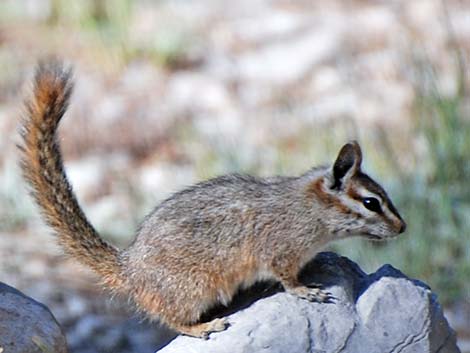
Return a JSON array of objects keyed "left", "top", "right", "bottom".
[
  {"left": 19, "top": 62, "right": 406, "bottom": 338},
  {"left": 19, "top": 62, "right": 124, "bottom": 289},
  {"left": 306, "top": 178, "right": 353, "bottom": 215}
]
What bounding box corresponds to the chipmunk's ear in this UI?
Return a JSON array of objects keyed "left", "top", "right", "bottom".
[{"left": 329, "top": 141, "right": 362, "bottom": 189}]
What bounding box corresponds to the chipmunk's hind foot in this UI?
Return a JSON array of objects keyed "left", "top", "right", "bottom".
[{"left": 177, "top": 318, "right": 229, "bottom": 339}]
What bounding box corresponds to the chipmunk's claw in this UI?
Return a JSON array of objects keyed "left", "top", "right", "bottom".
[{"left": 288, "top": 285, "right": 334, "bottom": 303}]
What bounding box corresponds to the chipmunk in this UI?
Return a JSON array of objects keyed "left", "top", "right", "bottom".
[{"left": 19, "top": 62, "right": 406, "bottom": 339}]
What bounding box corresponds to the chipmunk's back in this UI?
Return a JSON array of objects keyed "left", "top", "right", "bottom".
[{"left": 134, "top": 174, "right": 296, "bottom": 243}]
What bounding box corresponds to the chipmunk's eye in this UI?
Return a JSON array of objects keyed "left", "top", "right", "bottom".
[{"left": 362, "top": 197, "right": 382, "bottom": 213}]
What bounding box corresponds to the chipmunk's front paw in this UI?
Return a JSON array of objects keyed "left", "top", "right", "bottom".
[{"left": 287, "top": 285, "right": 333, "bottom": 303}]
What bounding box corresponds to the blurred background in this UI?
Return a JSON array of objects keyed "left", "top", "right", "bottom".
[{"left": 0, "top": 0, "right": 469, "bottom": 352}]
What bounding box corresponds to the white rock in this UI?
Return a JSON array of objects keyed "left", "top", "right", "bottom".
[
  {"left": 236, "top": 28, "right": 341, "bottom": 85},
  {"left": 166, "top": 73, "right": 233, "bottom": 113},
  {"left": 157, "top": 253, "right": 460, "bottom": 353}
]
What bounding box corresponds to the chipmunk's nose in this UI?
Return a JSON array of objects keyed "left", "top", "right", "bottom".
[{"left": 399, "top": 221, "right": 407, "bottom": 234}]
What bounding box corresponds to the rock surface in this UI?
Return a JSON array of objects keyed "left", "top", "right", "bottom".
[
  {"left": 0, "top": 282, "right": 68, "bottom": 353},
  {"left": 158, "top": 252, "right": 460, "bottom": 353}
]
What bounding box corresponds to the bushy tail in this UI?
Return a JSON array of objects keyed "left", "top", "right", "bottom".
[{"left": 19, "top": 62, "right": 123, "bottom": 289}]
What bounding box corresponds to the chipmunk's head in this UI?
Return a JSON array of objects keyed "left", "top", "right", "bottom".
[{"left": 310, "top": 141, "right": 406, "bottom": 241}]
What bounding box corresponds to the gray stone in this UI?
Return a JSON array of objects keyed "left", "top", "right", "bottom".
[
  {"left": 157, "top": 252, "right": 460, "bottom": 353},
  {"left": 0, "top": 282, "right": 68, "bottom": 353}
]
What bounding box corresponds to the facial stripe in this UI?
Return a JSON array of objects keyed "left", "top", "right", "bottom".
[
  {"left": 307, "top": 178, "right": 359, "bottom": 216},
  {"left": 347, "top": 186, "right": 382, "bottom": 203},
  {"left": 381, "top": 207, "right": 404, "bottom": 231},
  {"left": 354, "top": 172, "right": 403, "bottom": 221},
  {"left": 348, "top": 181, "right": 404, "bottom": 234}
]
